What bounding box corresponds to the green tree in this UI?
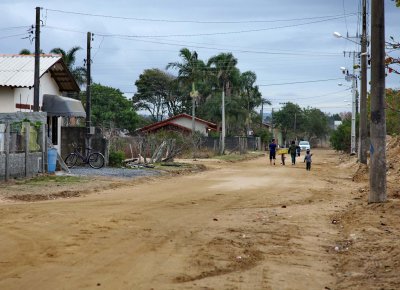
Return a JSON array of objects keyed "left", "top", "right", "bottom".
[
  {"left": 330, "top": 118, "right": 352, "bottom": 152},
  {"left": 19, "top": 49, "right": 32, "bottom": 55},
  {"left": 302, "top": 107, "right": 330, "bottom": 141},
  {"left": 81, "top": 83, "right": 139, "bottom": 133},
  {"left": 272, "top": 102, "right": 303, "bottom": 145},
  {"left": 19, "top": 48, "right": 44, "bottom": 54},
  {"left": 239, "top": 71, "right": 265, "bottom": 134},
  {"left": 166, "top": 48, "right": 206, "bottom": 113},
  {"left": 50, "top": 46, "right": 87, "bottom": 87},
  {"left": 207, "top": 53, "right": 241, "bottom": 136},
  {"left": 133, "top": 68, "right": 179, "bottom": 121}
]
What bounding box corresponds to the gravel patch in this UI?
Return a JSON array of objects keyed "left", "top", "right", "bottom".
[{"left": 64, "top": 166, "right": 162, "bottom": 179}]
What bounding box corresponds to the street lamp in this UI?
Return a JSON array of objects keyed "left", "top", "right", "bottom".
[{"left": 333, "top": 32, "right": 360, "bottom": 45}]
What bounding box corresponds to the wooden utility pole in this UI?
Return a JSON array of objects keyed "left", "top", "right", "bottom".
[
  {"left": 85, "top": 32, "right": 92, "bottom": 154},
  {"left": 359, "top": 0, "right": 368, "bottom": 164},
  {"left": 33, "top": 7, "right": 41, "bottom": 112},
  {"left": 369, "top": 0, "right": 387, "bottom": 203},
  {"left": 221, "top": 83, "right": 226, "bottom": 155}
]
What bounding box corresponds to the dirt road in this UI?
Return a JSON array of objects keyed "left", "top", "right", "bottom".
[{"left": 0, "top": 150, "right": 389, "bottom": 289}]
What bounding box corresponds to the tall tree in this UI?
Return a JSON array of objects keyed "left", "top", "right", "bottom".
[
  {"left": 302, "top": 107, "right": 329, "bottom": 141},
  {"left": 166, "top": 48, "right": 206, "bottom": 114},
  {"left": 207, "top": 52, "right": 240, "bottom": 143},
  {"left": 272, "top": 102, "right": 303, "bottom": 146},
  {"left": 240, "top": 71, "right": 265, "bottom": 134},
  {"left": 133, "top": 68, "right": 180, "bottom": 121}
]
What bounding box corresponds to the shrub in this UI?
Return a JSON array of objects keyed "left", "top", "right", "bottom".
[
  {"left": 109, "top": 150, "right": 125, "bottom": 166},
  {"left": 330, "top": 119, "right": 351, "bottom": 152}
]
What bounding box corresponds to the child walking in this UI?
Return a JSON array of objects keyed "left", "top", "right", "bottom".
[{"left": 304, "top": 149, "right": 312, "bottom": 171}]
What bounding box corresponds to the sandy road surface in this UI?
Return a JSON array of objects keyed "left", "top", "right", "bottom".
[{"left": 0, "top": 150, "right": 361, "bottom": 289}]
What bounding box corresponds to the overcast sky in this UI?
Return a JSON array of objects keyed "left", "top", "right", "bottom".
[{"left": 1, "top": 0, "right": 399, "bottom": 114}]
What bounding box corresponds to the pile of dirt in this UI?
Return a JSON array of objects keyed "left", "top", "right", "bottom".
[
  {"left": 336, "top": 135, "right": 400, "bottom": 289},
  {"left": 352, "top": 135, "right": 400, "bottom": 199},
  {"left": 352, "top": 163, "right": 369, "bottom": 182}
]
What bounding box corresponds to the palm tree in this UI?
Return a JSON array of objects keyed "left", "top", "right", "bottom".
[
  {"left": 207, "top": 53, "right": 239, "bottom": 153},
  {"left": 240, "top": 71, "right": 267, "bottom": 134},
  {"left": 167, "top": 48, "right": 206, "bottom": 126},
  {"left": 50, "top": 46, "right": 87, "bottom": 87}
]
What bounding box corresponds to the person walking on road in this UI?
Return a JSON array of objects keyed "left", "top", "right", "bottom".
[
  {"left": 268, "top": 139, "right": 277, "bottom": 165},
  {"left": 288, "top": 140, "right": 297, "bottom": 165},
  {"left": 304, "top": 149, "right": 313, "bottom": 171}
]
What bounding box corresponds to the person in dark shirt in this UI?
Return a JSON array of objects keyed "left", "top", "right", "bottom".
[
  {"left": 268, "top": 138, "right": 277, "bottom": 165},
  {"left": 288, "top": 140, "right": 297, "bottom": 165}
]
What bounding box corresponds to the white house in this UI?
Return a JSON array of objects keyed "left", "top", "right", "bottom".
[{"left": 0, "top": 54, "right": 85, "bottom": 154}]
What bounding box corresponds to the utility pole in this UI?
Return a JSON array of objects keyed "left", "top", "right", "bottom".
[
  {"left": 85, "top": 32, "right": 92, "bottom": 154},
  {"left": 33, "top": 7, "right": 41, "bottom": 112},
  {"left": 351, "top": 53, "right": 357, "bottom": 155},
  {"left": 221, "top": 83, "right": 226, "bottom": 155},
  {"left": 359, "top": 0, "right": 368, "bottom": 164},
  {"left": 191, "top": 82, "right": 195, "bottom": 134},
  {"left": 369, "top": 0, "right": 386, "bottom": 203},
  {"left": 342, "top": 52, "right": 358, "bottom": 155},
  {"left": 190, "top": 82, "right": 198, "bottom": 159}
]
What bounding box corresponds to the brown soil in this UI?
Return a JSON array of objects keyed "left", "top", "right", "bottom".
[{"left": 0, "top": 147, "right": 399, "bottom": 290}]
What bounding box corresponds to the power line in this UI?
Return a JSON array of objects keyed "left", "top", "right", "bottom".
[
  {"left": 42, "top": 26, "right": 342, "bottom": 57},
  {"left": 258, "top": 78, "right": 343, "bottom": 86},
  {"left": 42, "top": 16, "right": 357, "bottom": 39},
  {"left": 45, "top": 8, "right": 357, "bottom": 24},
  {"left": 270, "top": 88, "right": 351, "bottom": 100},
  {"left": 96, "top": 16, "right": 355, "bottom": 38},
  {"left": 0, "top": 26, "right": 31, "bottom": 31},
  {"left": 0, "top": 33, "right": 29, "bottom": 40}
]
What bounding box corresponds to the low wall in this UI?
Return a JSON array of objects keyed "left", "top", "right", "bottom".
[
  {"left": 0, "top": 152, "right": 43, "bottom": 179},
  {"left": 61, "top": 127, "right": 107, "bottom": 161}
]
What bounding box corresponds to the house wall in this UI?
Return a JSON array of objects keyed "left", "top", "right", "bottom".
[
  {"left": 12, "top": 72, "right": 60, "bottom": 112},
  {"left": 172, "top": 118, "right": 209, "bottom": 136}
]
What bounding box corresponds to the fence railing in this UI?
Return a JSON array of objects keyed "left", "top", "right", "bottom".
[{"left": 0, "top": 122, "right": 47, "bottom": 181}]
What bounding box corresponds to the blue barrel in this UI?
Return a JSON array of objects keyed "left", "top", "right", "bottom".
[{"left": 48, "top": 148, "right": 58, "bottom": 173}]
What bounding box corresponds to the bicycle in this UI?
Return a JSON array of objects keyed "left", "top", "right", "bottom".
[{"left": 64, "top": 144, "right": 105, "bottom": 169}]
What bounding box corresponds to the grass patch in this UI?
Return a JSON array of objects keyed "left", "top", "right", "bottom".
[
  {"left": 214, "top": 152, "right": 264, "bottom": 162},
  {"left": 15, "top": 175, "right": 84, "bottom": 185},
  {"left": 155, "top": 162, "right": 206, "bottom": 173}
]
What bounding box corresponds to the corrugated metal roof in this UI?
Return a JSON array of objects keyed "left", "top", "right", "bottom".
[{"left": 0, "top": 54, "right": 61, "bottom": 88}]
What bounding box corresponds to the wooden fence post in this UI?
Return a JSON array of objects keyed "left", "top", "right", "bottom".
[
  {"left": 4, "top": 122, "right": 10, "bottom": 181},
  {"left": 24, "top": 122, "right": 30, "bottom": 177},
  {"left": 41, "top": 123, "right": 46, "bottom": 173}
]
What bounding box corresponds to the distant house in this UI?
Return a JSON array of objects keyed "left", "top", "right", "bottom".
[
  {"left": 137, "top": 113, "right": 217, "bottom": 136},
  {"left": 334, "top": 120, "right": 343, "bottom": 130},
  {"left": 0, "top": 54, "right": 85, "bottom": 154}
]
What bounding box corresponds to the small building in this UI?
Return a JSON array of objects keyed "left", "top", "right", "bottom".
[
  {"left": 137, "top": 113, "right": 217, "bottom": 136},
  {"left": 334, "top": 120, "right": 343, "bottom": 130},
  {"left": 0, "top": 54, "right": 85, "bottom": 155}
]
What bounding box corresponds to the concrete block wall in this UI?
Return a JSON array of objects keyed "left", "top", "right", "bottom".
[{"left": 0, "top": 152, "right": 42, "bottom": 179}]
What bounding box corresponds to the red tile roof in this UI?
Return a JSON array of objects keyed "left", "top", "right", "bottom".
[{"left": 137, "top": 113, "right": 217, "bottom": 133}]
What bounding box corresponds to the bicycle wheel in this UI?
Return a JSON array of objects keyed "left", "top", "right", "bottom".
[
  {"left": 88, "top": 152, "right": 105, "bottom": 169},
  {"left": 65, "top": 153, "right": 78, "bottom": 168}
]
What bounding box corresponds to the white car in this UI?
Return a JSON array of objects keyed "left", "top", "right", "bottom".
[{"left": 299, "top": 141, "right": 311, "bottom": 151}]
